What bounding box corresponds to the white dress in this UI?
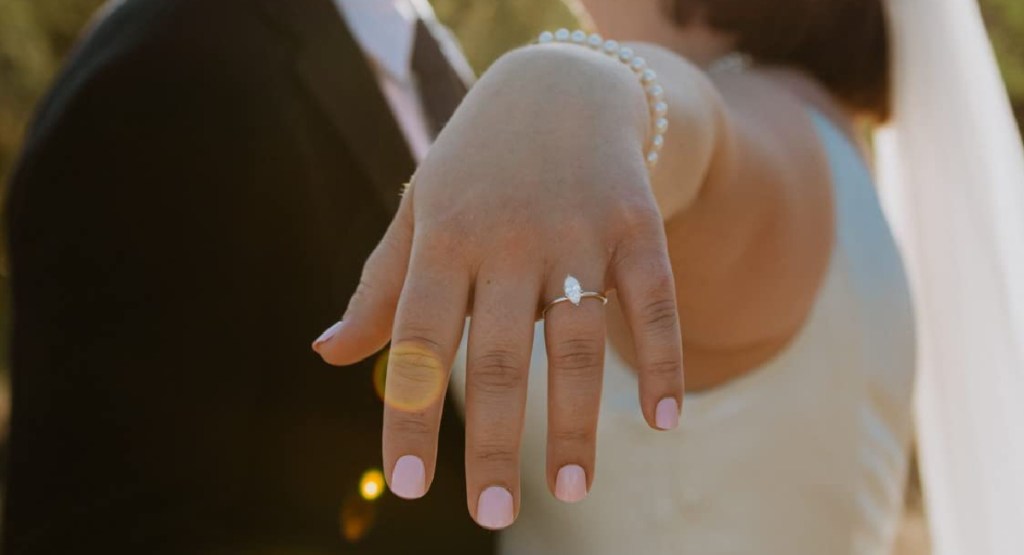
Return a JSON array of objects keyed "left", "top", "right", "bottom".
[{"left": 451, "top": 111, "right": 917, "bottom": 555}]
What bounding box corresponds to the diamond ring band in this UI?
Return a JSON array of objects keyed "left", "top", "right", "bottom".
[{"left": 542, "top": 276, "right": 609, "bottom": 318}]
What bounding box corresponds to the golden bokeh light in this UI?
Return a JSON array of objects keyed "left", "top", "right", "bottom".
[
  {"left": 359, "top": 468, "right": 385, "bottom": 501},
  {"left": 339, "top": 494, "right": 376, "bottom": 543},
  {"left": 379, "top": 342, "right": 447, "bottom": 412}
]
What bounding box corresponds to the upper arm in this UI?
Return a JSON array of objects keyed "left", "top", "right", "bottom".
[
  {"left": 620, "top": 45, "right": 836, "bottom": 387},
  {"left": 695, "top": 71, "right": 834, "bottom": 258},
  {"left": 631, "top": 43, "right": 829, "bottom": 235}
]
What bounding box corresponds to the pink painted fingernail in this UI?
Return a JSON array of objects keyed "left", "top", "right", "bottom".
[
  {"left": 476, "top": 486, "right": 514, "bottom": 529},
  {"left": 655, "top": 397, "right": 679, "bottom": 430},
  {"left": 312, "top": 321, "right": 344, "bottom": 351},
  {"left": 390, "top": 455, "right": 426, "bottom": 499},
  {"left": 555, "top": 465, "right": 588, "bottom": 503}
]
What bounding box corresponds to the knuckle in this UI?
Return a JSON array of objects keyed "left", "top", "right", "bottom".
[
  {"left": 387, "top": 336, "right": 447, "bottom": 410},
  {"left": 472, "top": 441, "right": 518, "bottom": 465},
  {"left": 551, "top": 427, "right": 595, "bottom": 447},
  {"left": 550, "top": 337, "right": 602, "bottom": 375},
  {"left": 470, "top": 349, "right": 526, "bottom": 393},
  {"left": 640, "top": 298, "right": 680, "bottom": 335},
  {"left": 389, "top": 414, "right": 432, "bottom": 436},
  {"left": 644, "top": 357, "right": 682, "bottom": 380},
  {"left": 390, "top": 344, "right": 443, "bottom": 375},
  {"left": 394, "top": 328, "right": 446, "bottom": 357}
]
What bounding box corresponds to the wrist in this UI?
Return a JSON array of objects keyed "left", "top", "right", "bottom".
[
  {"left": 626, "top": 43, "right": 725, "bottom": 222},
  {"left": 474, "top": 43, "right": 651, "bottom": 160}
]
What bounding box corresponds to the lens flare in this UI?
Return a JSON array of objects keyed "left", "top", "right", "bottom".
[
  {"left": 359, "top": 468, "right": 385, "bottom": 501},
  {"left": 339, "top": 494, "right": 376, "bottom": 543},
  {"left": 380, "top": 342, "right": 447, "bottom": 412}
]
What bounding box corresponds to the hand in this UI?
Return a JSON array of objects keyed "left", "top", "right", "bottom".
[{"left": 313, "top": 45, "right": 684, "bottom": 529}]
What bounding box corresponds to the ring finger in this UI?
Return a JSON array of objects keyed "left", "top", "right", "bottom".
[{"left": 543, "top": 264, "right": 608, "bottom": 504}]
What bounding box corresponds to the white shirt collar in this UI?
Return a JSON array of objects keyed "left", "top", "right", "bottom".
[{"left": 334, "top": 0, "right": 418, "bottom": 82}]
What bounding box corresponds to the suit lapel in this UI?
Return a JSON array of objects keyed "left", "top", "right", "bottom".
[
  {"left": 411, "top": 1, "right": 476, "bottom": 90},
  {"left": 259, "top": 0, "right": 415, "bottom": 214}
]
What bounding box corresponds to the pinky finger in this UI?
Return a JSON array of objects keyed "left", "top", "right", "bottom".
[{"left": 612, "top": 233, "right": 684, "bottom": 431}]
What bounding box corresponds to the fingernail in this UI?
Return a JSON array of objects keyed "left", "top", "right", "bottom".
[
  {"left": 655, "top": 397, "right": 679, "bottom": 430},
  {"left": 476, "top": 486, "right": 514, "bottom": 529},
  {"left": 311, "top": 321, "right": 344, "bottom": 351},
  {"left": 390, "top": 455, "right": 426, "bottom": 499},
  {"left": 555, "top": 464, "right": 588, "bottom": 503}
]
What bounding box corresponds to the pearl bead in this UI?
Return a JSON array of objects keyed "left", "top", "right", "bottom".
[{"left": 535, "top": 30, "right": 668, "bottom": 173}]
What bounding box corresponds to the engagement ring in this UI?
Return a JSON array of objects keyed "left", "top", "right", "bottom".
[{"left": 542, "top": 276, "right": 608, "bottom": 318}]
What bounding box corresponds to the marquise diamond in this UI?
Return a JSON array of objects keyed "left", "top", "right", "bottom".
[{"left": 564, "top": 276, "right": 583, "bottom": 306}]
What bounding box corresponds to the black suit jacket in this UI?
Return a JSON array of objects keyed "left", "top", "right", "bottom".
[{"left": 3, "top": 0, "right": 492, "bottom": 552}]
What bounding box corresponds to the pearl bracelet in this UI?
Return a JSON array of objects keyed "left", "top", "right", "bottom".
[{"left": 538, "top": 29, "right": 668, "bottom": 170}]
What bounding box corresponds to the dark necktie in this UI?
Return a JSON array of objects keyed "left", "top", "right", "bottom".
[{"left": 411, "top": 18, "right": 470, "bottom": 139}]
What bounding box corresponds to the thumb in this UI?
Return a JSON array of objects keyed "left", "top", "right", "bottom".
[{"left": 313, "top": 191, "right": 414, "bottom": 366}]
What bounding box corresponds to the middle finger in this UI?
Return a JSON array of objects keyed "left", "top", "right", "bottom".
[{"left": 464, "top": 261, "right": 541, "bottom": 529}]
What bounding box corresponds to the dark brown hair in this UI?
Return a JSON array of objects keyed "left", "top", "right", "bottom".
[{"left": 669, "top": 0, "right": 891, "bottom": 121}]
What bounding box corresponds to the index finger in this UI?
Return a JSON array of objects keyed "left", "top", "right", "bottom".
[{"left": 383, "top": 241, "right": 471, "bottom": 499}]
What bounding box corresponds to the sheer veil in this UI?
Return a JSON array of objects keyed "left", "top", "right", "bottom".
[{"left": 875, "top": 0, "right": 1024, "bottom": 553}]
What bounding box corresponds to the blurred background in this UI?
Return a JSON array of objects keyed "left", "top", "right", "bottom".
[{"left": 0, "top": 0, "right": 1021, "bottom": 552}]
